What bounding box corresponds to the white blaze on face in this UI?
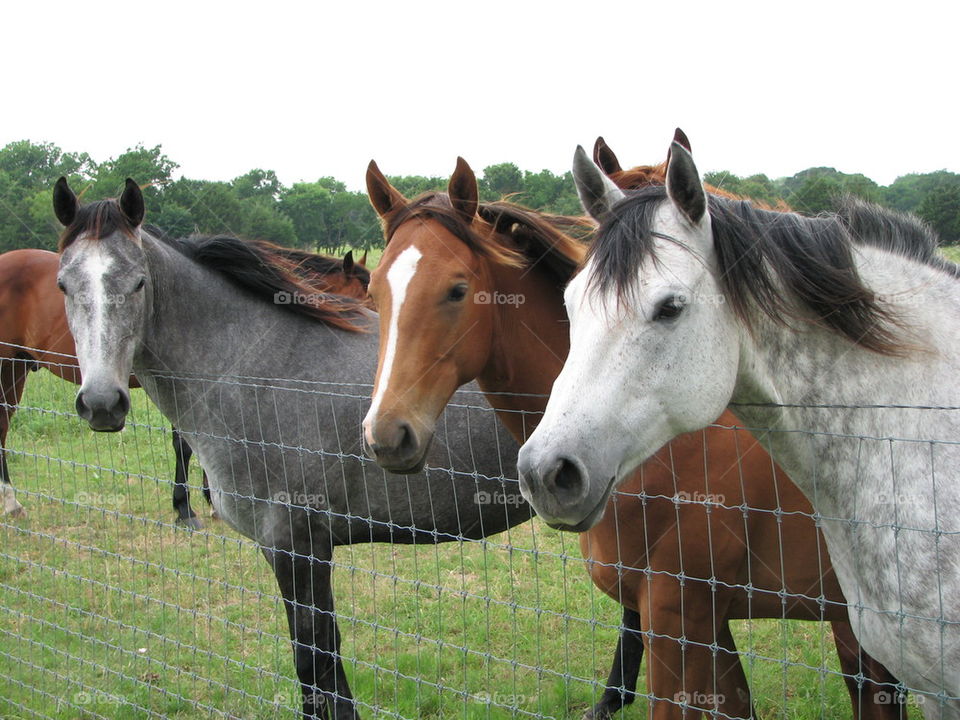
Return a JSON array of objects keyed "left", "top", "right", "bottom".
[
  {"left": 76, "top": 242, "right": 115, "bottom": 373},
  {"left": 363, "top": 245, "right": 423, "bottom": 444}
]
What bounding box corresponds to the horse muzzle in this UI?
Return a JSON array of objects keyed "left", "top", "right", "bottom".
[
  {"left": 76, "top": 385, "right": 131, "bottom": 432},
  {"left": 363, "top": 415, "right": 431, "bottom": 474},
  {"left": 517, "top": 447, "right": 614, "bottom": 532}
]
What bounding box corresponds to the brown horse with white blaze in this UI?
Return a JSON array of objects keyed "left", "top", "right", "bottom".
[{"left": 361, "top": 151, "right": 905, "bottom": 719}]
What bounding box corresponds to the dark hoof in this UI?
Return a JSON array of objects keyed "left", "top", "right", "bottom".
[{"left": 176, "top": 515, "right": 204, "bottom": 530}]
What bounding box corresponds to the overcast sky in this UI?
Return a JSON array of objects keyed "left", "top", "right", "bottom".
[{"left": 4, "top": 1, "right": 956, "bottom": 191}]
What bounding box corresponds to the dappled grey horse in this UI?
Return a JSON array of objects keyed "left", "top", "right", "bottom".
[{"left": 54, "top": 178, "right": 531, "bottom": 720}]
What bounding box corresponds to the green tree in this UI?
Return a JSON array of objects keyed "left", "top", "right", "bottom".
[
  {"left": 386, "top": 175, "right": 445, "bottom": 198},
  {"left": 233, "top": 169, "right": 282, "bottom": 201},
  {"left": 917, "top": 185, "right": 960, "bottom": 243},
  {"left": 480, "top": 163, "right": 523, "bottom": 201},
  {"left": 88, "top": 144, "right": 177, "bottom": 203},
  {"left": 163, "top": 179, "right": 244, "bottom": 236},
  {"left": 280, "top": 180, "right": 379, "bottom": 252},
  {"left": 0, "top": 141, "right": 95, "bottom": 251}
]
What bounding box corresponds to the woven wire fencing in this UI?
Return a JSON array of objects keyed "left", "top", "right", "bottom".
[{"left": 0, "top": 348, "right": 940, "bottom": 719}]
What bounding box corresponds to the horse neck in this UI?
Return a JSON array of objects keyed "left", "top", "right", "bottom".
[
  {"left": 475, "top": 258, "right": 570, "bottom": 442},
  {"left": 137, "top": 236, "right": 245, "bottom": 376},
  {"left": 729, "top": 246, "right": 960, "bottom": 506}
]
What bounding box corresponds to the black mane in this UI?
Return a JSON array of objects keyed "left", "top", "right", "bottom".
[
  {"left": 164, "top": 234, "right": 369, "bottom": 331},
  {"left": 58, "top": 200, "right": 137, "bottom": 250},
  {"left": 587, "top": 188, "right": 954, "bottom": 355},
  {"left": 59, "top": 198, "right": 368, "bottom": 332}
]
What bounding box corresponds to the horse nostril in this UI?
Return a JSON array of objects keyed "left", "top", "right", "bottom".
[
  {"left": 541, "top": 457, "right": 584, "bottom": 497},
  {"left": 75, "top": 391, "right": 89, "bottom": 418},
  {"left": 117, "top": 389, "right": 131, "bottom": 415},
  {"left": 396, "top": 422, "right": 417, "bottom": 456},
  {"left": 554, "top": 459, "right": 582, "bottom": 492}
]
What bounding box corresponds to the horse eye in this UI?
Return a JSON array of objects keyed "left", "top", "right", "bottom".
[
  {"left": 57, "top": 280, "right": 67, "bottom": 294},
  {"left": 448, "top": 283, "right": 468, "bottom": 302},
  {"left": 654, "top": 296, "right": 685, "bottom": 321},
  {"left": 133, "top": 277, "right": 146, "bottom": 292}
]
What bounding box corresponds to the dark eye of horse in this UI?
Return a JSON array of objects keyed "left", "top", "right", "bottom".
[
  {"left": 654, "top": 296, "right": 685, "bottom": 322},
  {"left": 134, "top": 277, "right": 146, "bottom": 292},
  {"left": 57, "top": 280, "right": 66, "bottom": 294},
  {"left": 448, "top": 283, "right": 468, "bottom": 302}
]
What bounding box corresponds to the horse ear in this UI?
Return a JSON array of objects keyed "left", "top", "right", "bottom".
[
  {"left": 449, "top": 157, "right": 478, "bottom": 223},
  {"left": 666, "top": 139, "right": 706, "bottom": 224},
  {"left": 366, "top": 160, "right": 406, "bottom": 218},
  {"left": 358, "top": 251, "right": 368, "bottom": 267},
  {"left": 573, "top": 145, "right": 625, "bottom": 224},
  {"left": 53, "top": 177, "right": 78, "bottom": 227},
  {"left": 120, "top": 178, "right": 145, "bottom": 226},
  {"left": 343, "top": 250, "right": 355, "bottom": 277},
  {"left": 593, "top": 137, "right": 622, "bottom": 175},
  {"left": 673, "top": 127, "right": 692, "bottom": 152}
]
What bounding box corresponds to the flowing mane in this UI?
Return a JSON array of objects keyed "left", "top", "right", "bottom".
[
  {"left": 587, "top": 187, "right": 955, "bottom": 356},
  {"left": 383, "top": 193, "right": 590, "bottom": 285},
  {"left": 59, "top": 198, "right": 368, "bottom": 332}
]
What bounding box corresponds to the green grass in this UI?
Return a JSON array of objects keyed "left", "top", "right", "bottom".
[
  {"left": 0, "top": 372, "right": 859, "bottom": 719},
  {"left": 940, "top": 244, "right": 960, "bottom": 263}
]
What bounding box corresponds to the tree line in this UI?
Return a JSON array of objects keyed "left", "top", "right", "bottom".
[{"left": 1, "top": 140, "right": 957, "bottom": 256}]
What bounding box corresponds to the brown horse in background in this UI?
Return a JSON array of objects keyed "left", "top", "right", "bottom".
[
  {"left": 361, "top": 152, "right": 904, "bottom": 719},
  {"left": 0, "top": 243, "right": 369, "bottom": 523}
]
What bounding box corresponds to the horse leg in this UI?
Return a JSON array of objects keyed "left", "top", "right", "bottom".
[
  {"left": 712, "top": 622, "right": 757, "bottom": 720},
  {"left": 0, "top": 358, "right": 29, "bottom": 518},
  {"left": 202, "top": 472, "right": 215, "bottom": 518},
  {"left": 263, "top": 544, "right": 357, "bottom": 720},
  {"left": 584, "top": 606, "right": 644, "bottom": 720},
  {"left": 642, "top": 579, "right": 743, "bottom": 720},
  {"left": 831, "top": 620, "right": 906, "bottom": 720},
  {"left": 171, "top": 428, "right": 202, "bottom": 529}
]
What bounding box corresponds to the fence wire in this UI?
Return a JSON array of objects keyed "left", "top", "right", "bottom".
[{"left": 0, "top": 348, "right": 953, "bottom": 719}]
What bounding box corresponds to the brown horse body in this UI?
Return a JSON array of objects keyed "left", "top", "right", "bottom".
[
  {"left": 0, "top": 243, "right": 369, "bottom": 521},
  {"left": 361, "top": 155, "right": 903, "bottom": 719}
]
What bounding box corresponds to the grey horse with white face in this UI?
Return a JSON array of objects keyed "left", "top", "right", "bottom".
[{"left": 54, "top": 178, "right": 531, "bottom": 720}]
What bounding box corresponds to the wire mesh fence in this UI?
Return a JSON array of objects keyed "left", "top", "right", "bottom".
[{"left": 0, "top": 349, "right": 947, "bottom": 719}]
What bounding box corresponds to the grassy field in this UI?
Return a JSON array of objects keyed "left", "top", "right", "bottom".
[
  {"left": 0, "top": 371, "right": 866, "bottom": 719},
  {"left": 941, "top": 245, "right": 960, "bottom": 263}
]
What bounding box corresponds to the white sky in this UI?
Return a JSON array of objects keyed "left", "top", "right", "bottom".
[{"left": 4, "top": 1, "right": 956, "bottom": 191}]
